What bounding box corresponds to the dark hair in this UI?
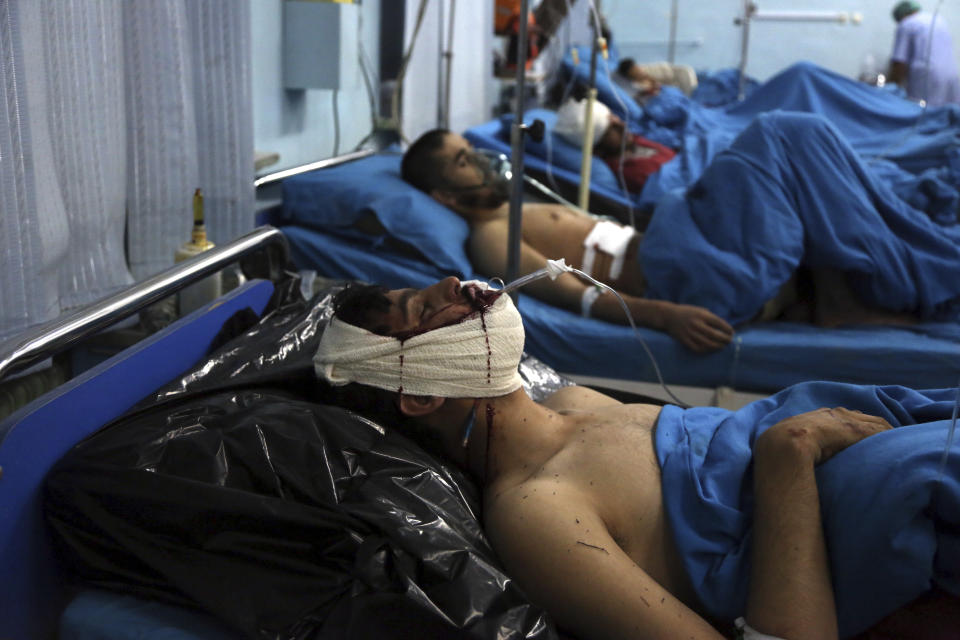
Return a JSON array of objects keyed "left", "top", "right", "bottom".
[
  {"left": 892, "top": 1, "right": 920, "bottom": 21},
  {"left": 332, "top": 283, "right": 393, "bottom": 335},
  {"left": 401, "top": 128, "right": 451, "bottom": 193},
  {"left": 617, "top": 58, "right": 636, "bottom": 77}
]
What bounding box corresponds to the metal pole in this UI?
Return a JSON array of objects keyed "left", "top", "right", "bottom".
[
  {"left": 505, "top": 0, "right": 531, "bottom": 296},
  {"left": 437, "top": 0, "right": 445, "bottom": 128},
  {"left": 737, "top": 0, "right": 754, "bottom": 100},
  {"left": 668, "top": 0, "right": 679, "bottom": 64},
  {"left": 442, "top": 0, "right": 456, "bottom": 130},
  {"left": 577, "top": 18, "right": 600, "bottom": 211}
]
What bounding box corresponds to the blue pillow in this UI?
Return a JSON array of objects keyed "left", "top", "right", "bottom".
[{"left": 280, "top": 153, "right": 473, "bottom": 277}]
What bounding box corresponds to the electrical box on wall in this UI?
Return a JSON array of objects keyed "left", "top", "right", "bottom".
[{"left": 283, "top": 0, "right": 359, "bottom": 90}]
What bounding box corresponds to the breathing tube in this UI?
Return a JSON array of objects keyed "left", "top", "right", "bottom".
[{"left": 493, "top": 258, "right": 692, "bottom": 408}]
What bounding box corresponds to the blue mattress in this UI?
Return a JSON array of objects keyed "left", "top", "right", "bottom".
[
  {"left": 282, "top": 223, "right": 960, "bottom": 392},
  {"left": 60, "top": 590, "right": 238, "bottom": 640},
  {"left": 0, "top": 280, "right": 276, "bottom": 639}
]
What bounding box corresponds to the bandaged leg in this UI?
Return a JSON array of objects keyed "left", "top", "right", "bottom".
[{"left": 581, "top": 220, "right": 636, "bottom": 281}]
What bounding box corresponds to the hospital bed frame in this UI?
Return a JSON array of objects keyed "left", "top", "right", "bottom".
[{"left": 0, "top": 226, "right": 289, "bottom": 639}]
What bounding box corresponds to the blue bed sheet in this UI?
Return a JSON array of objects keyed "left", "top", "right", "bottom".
[
  {"left": 282, "top": 224, "right": 960, "bottom": 393},
  {"left": 657, "top": 381, "right": 960, "bottom": 636},
  {"left": 470, "top": 62, "right": 960, "bottom": 218},
  {"left": 564, "top": 60, "right": 960, "bottom": 211},
  {"left": 642, "top": 112, "right": 960, "bottom": 326}
]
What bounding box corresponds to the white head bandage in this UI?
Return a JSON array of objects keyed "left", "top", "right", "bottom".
[
  {"left": 554, "top": 98, "right": 612, "bottom": 147},
  {"left": 314, "top": 282, "right": 525, "bottom": 398}
]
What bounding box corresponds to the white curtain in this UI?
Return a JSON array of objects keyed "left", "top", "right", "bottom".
[{"left": 0, "top": 0, "right": 253, "bottom": 344}]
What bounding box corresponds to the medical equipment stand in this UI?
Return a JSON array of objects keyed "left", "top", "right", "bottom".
[
  {"left": 505, "top": 0, "right": 533, "bottom": 299},
  {"left": 577, "top": 20, "right": 601, "bottom": 211}
]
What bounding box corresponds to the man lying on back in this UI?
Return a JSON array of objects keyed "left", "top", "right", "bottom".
[{"left": 315, "top": 275, "right": 960, "bottom": 639}]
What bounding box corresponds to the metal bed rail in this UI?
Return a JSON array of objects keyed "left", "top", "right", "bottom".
[
  {"left": 254, "top": 149, "right": 376, "bottom": 188},
  {"left": 0, "top": 225, "right": 289, "bottom": 383}
]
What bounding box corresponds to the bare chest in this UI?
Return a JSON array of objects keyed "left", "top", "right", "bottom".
[{"left": 520, "top": 206, "right": 596, "bottom": 267}]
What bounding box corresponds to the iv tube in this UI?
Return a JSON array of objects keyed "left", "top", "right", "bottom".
[{"left": 496, "top": 259, "right": 692, "bottom": 408}]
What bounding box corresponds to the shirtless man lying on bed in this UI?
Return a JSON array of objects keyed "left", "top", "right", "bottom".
[
  {"left": 401, "top": 122, "right": 925, "bottom": 353},
  {"left": 315, "top": 277, "right": 959, "bottom": 640},
  {"left": 401, "top": 128, "right": 734, "bottom": 353}
]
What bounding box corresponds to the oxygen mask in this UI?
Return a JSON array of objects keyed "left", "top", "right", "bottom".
[{"left": 440, "top": 148, "right": 513, "bottom": 209}]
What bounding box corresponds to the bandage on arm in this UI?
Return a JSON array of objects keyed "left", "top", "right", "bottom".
[{"left": 580, "top": 286, "right": 603, "bottom": 317}]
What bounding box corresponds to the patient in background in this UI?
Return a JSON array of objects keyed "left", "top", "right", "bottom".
[
  {"left": 315, "top": 278, "right": 960, "bottom": 640},
  {"left": 552, "top": 96, "right": 675, "bottom": 195},
  {"left": 400, "top": 129, "right": 732, "bottom": 353},
  {"left": 400, "top": 116, "right": 930, "bottom": 353},
  {"left": 615, "top": 58, "right": 699, "bottom": 99}
]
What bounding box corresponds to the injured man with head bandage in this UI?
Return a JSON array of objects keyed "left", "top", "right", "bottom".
[
  {"left": 402, "top": 111, "right": 960, "bottom": 353},
  {"left": 315, "top": 276, "right": 960, "bottom": 640},
  {"left": 551, "top": 96, "right": 677, "bottom": 196}
]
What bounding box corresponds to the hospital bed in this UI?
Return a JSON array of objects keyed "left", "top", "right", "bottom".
[
  {"left": 3, "top": 225, "right": 957, "bottom": 639},
  {"left": 268, "top": 151, "right": 960, "bottom": 404},
  {"left": 469, "top": 61, "right": 960, "bottom": 221},
  {"left": 557, "top": 58, "right": 960, "bottom": 211},
  {"left": 0, "top": 226, "right": 565, "bottom": 638}
]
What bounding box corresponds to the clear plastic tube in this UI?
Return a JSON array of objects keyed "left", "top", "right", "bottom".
[{"left": 497, "top": 259, "right": 692, "bottom": 408}]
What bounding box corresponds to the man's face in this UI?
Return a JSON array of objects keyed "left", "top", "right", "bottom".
[
  {"left": 432, "top": 134, "right": 510, "bottom": 210},
  {"left": 380, "top": 276, "right": 481, "bottom": 337}
]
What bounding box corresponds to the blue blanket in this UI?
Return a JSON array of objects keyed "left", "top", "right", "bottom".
[
  {"left": 656, "top": 381, "right": 960, "bottom": 637},
  {"left": 639, "top": 62, "right": 960, "bottom": 210},
  {"left": 640, "top": 112, "right": 960, "bottom": 325}
]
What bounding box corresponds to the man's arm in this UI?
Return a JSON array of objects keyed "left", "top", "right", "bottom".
[
  {"left": 470, "top": 224, "right": 733, "bottom": 352},
  {"left": 889, "top": 22, "right": 912, "bottom": 88},
  {"left": 746, "top": 408, "right": 893, "bottom": 639},
  {"left": 485, "top": 481, "right": 726, "bottom": 640},
  {"left": 888, "top": 60, "right": 908, "bottom": 87}
]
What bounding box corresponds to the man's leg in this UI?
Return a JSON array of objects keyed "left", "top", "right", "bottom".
[{"left": 810, "top": 267, "right": 918, "bottom": 327}]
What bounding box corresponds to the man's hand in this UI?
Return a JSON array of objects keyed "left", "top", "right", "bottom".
[
  {"left": 760, "top": 407, "right": 893, "bottom": 465},
  {"left": 663, "top": 304, "right": 734, "bottom": 352}
]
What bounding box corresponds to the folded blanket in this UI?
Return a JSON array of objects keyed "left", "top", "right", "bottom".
[
  {"left": 640, "top": 112, "right": 960, "bottom": 325},
  {"left": 656, "top": 381, "right": 960, "bottom": 637}
]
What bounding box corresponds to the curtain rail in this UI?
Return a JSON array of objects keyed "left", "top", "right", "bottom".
[{"left": 0, "top": 226, "right": 289, "bottom": 383}]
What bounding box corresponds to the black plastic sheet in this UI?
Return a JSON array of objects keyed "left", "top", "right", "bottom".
[{"left": 45, "top": 277, "right": 566, "bottom": 639}]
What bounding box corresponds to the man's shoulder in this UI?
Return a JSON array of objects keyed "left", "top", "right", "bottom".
[{"left": 485, "top": 475, "right": 596, "bottom": 538}]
